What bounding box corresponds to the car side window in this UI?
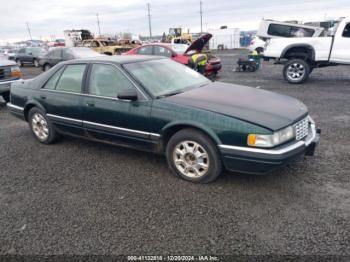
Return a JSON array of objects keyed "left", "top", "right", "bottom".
[
  {"left": 342, "top": 23, "right": 350, "bottom": 37},
  {"left": 18, "top": 49, "right": 25, "bottom": 54},
  {"left": 56, "top": 64, "right": 86, "bottom": 93},
  {"left": 43, "top": 67, "right": 65, "bottom": 90},
  {"left": 137, "top": 46, "right": 153, "bottom": 55},
  {"left": 91, "top": 41, "right": 100, "bottom": 48},
  {"left": 154, "top": 46, "right": 172, "bottom": 57},
  {"left": 25, "top": 48, "right": 32, "bottom": 55},
  {"left": 88, "top": 64, "right": 135, "bottom": 98}
]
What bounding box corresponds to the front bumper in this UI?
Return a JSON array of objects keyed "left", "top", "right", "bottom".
[
  {"left": 0, "top": 79, "right": 21, "bottom": 93},
  {"left": 219, "top": 122, "right": 320, "bottom": 174}
]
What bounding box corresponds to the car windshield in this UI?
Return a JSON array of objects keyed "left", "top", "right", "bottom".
[
  {"left": 171, "top": 44, "right": 189, "bottom": 54},
  {"left": 70, "top": 47, "right": 100, "bottom": 58},
  {"left": 124, "top": 59, "right": 210, "bottom": 98}
]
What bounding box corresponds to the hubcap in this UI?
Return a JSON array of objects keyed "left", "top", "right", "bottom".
[
  {"left": 173, "top": 141, "right": 209, "bottom": 178},
  {"left": 287, "top": 63, "right": 305, "bottom": 81},
  {"left": 31, "top": 113, "right": 49, "bottom": 141}
]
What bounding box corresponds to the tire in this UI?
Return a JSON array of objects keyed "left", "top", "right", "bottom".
[
  {"left": 283, "top": 59, "right": 311, "bottom": 84},
  {"left": 28, "top": 107, "right": 59, "bottom": 144},
  {"left": 166, "top": 128, "right": 222, "bottom": 183},
  {"left": 16, "top": 59, "right": 23, "bottom": 67},
  {"left": 256, "top": 47, "right": 264, "bottom": 54},
  {"left": 1, "top": 92, "right": 10, "bottom": 103},
  {"left": 43, "top": 64, "right": 51, "bottom": 71},
  {"left": 33, "top": 59, "right": 39, "bottom": 68}
]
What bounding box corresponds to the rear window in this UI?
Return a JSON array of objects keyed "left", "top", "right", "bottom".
[{"left": 268, "top": 24, "right": 315, "bottom": 37}]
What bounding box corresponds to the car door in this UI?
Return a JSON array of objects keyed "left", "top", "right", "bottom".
[
  {"left": 37, "top": 64, "right": 87, "bottom": 136},
  {"left": 330, "top": 22, "right": 350, "bottom": 64},
  {"left": 82, "top": 63, "right": 155, "bottom": 151},
  {"left": 24, "top": 48, "right": 33, "bottom": 63}
]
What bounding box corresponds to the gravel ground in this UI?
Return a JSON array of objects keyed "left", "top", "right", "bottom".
[{"left": 0, "top": 50, "right": 349, "bottom": 257}]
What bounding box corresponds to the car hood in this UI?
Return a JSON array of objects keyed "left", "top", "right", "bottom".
[
  {"left": 185, "top": 33, "right": 212, "bottom": 54},
  {"left": 164, "top": 82, "right": 308, "bottom": 131}
]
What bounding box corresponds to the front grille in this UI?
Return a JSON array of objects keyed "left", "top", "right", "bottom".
[
  {"left": 0, "top": 67, "right": 11, "bottom": 80},
  {"left": 294, "top": 116, "right": 309, "bottom": 140}
]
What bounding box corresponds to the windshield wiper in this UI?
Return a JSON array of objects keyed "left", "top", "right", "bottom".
[{"left": 156, "top": 91, "right": 183, "bottom": 99}]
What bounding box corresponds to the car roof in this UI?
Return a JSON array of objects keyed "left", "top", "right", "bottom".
[{"left": 67, "top": 55, "right": 167, "bottom": 65}]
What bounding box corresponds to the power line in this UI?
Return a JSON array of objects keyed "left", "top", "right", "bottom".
[
  {"left": 96, "top": 13, "right": 101, "bottom": 37},
  {"left": 25, "top": 22, "right": 32, "bottom": 41},
  {"left": 147, "top": 3, "right": 152, "bottom": 38},
  {"left": 200, "top": 0, "right": 203, "bottom": 34}
]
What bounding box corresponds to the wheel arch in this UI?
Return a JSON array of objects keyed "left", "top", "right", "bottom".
[
  {"left": 23, "top": 100, "right": 46, "bottom": 121},
  {"left": 160, "top": 121, "right": 222, "bottom": 152},
  {"left": 281, "top": 44, "right": 315, "bottom": 61}
]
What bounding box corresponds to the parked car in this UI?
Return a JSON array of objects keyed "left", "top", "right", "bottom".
[
  {"left": 5, "top": 48, "right": 19, "bottom": 60},
  {"left": 0, "top": 55, "right": 22, "bottom": 102},
  {"left": 7, "top": 56, "right": 320, "bottom": 183},
  {"left": 82, "top": 39, "right": 131, "bottom": 55},
  {"left": 264, "top": 16, "right": 350, "bottom": 83},
  {"left": 14, "top": 47, "right": 47, "bottom": 67},
  {"left": 39, "top": 47, "right": 102, "bottom": 71},
  {"left": 124, "top": 34, "right": 222, "bottom": 77}
]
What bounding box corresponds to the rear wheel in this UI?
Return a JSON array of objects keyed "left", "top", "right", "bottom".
[
  {"left": 28, "top": 107, "right": 59, "bottom": 144},
  {"left": 1, "top": 92, "right": 10, "bottom": 103},
  {"left": 44, "top": 64, "right": 51, "bottom": 71},
  {"left": 166, "top": 128, "right": 222, "bottom": 183},
  {"left": 33, "top": 59, "right": 39, "bottom": 67},
  {"left": 283, "top": 59, "right": 311, "bottom": 84}
]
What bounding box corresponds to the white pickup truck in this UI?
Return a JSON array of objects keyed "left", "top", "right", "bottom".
[{"left": 264, "top": 17, "right": 350, "bottom": 84}]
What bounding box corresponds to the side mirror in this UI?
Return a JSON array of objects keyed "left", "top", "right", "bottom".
[{"left": 117, "top": 89, "right": 138, "bottom": 101}]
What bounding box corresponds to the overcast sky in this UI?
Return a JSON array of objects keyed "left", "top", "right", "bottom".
[{"left": 0, "top": 0, "right": 349, "bottom": 42}]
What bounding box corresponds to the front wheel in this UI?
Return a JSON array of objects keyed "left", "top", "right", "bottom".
[
  {"left": 28, "top": 107, "right": 59, "bottom": 144},
  {"left": 283, "top": 59, "right": 311, "bottom": 84},
  {"left": 1, "top": 92, "right": 10, "bottom": 103},
  {"left": 166, "top": 128, "right": 222, "bottom": 183},
  {"left": 44, "top": 64, "right": 51, "bottom": 71}
]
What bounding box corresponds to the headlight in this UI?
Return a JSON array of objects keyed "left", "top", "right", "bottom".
[
  {"left": 247, "top": 126, "right": 295, "bottom": 148},
  {"left": 11, "top": 66, "right": 22, "bottom": 78}
]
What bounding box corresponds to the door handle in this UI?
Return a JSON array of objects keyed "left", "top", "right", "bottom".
[
  {"left": 86, "top": 101, "right": 95, "bottom": 107},
  {"left": 40, "top": 95, "right": 46, "bottom": 99}
]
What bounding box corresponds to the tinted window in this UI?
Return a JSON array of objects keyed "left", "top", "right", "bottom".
[
  {"left": 154, "top": 46, "right": 172, "bottom": 57},
  {"left": 56, "top": 64, "right": 86, "bottom": 93},
  {"left": 43, "top": 67, "right": 65, "bottom": 90},
  {"left": 88, "top": 64, "right": 134, "bottom": 97},
  {"left": 268, "top": 24, "right": 314, "bottom": 37},
  {"left": 18, "top": 49, "right": 25, "bottom": 54},
  {"left": 342, "top": 23, "right": 350, "bottom": 37},
  {"left": 137, "top": 46, "right": 153, "bottom": 55},
  {"left": 25, "top": 48, "right": 32, "bottom": 54}
]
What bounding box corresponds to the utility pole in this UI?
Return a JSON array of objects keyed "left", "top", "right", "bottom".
[
  {"left": 96, "top": 13, "right": 101, "bottom": 37},
  {"left": 26, "top": 22, "right": 32, "bottom": 41},
  {"left": 200, "top": 0, "right": 203, "bottom": 34},
  {"left": 147, "top": 3, "right": 152, "bottom": 38}
]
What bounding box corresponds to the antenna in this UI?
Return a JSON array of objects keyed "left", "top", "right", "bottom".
[
  {"left": 200, "top": 0, "right": 203, "bottom": 34},
  {"left": 96, "top": 13, "right": 101, "bottom": 37},
  {"left": 26, "top": 22, "right": 32, "bottom": 41},
  {"left": 147, "top": 3, "right": 152, "bottom": 38}
]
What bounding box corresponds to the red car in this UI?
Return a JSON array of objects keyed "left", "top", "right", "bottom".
[{"left": 124, "top": 34, "right": 221, "bottom": 77}]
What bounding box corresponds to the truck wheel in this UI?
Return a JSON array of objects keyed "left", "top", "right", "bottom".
[
  {"left": 166, "top": 128, "right": 222, "bottom": 183},
  {"left": 2, "top": 92, "right": 10, "bottom": 103},
  {"left": 283, "top": 59, "right": 311, "bottom": 84}
]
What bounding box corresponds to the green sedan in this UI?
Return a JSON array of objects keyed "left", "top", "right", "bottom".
[{"left": 7, "top": 56, "right": 320, "bottom": 183}]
